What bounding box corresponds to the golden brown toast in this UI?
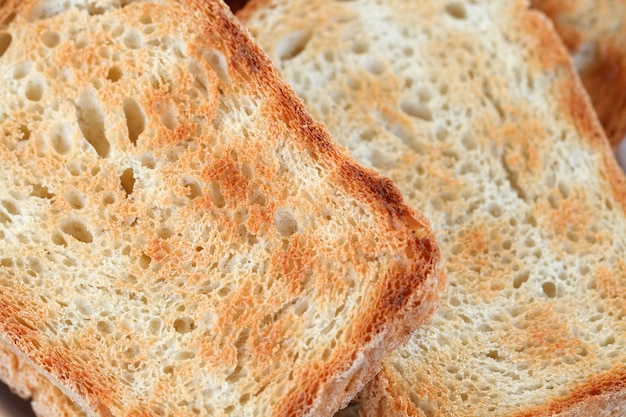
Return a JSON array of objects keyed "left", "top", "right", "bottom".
[
  {"left": 239, "top": 0, "right": 626, "bottom": 415},
  {"left": 0, "top": 0, "right": 444, "bottom": 415}
]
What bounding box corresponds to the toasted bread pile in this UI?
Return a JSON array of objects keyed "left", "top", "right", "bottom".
[{"left": 0, "top": 0, "right": 625, "bottom": 416}]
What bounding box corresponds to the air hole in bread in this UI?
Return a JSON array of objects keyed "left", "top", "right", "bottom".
[
  {"left": 123, "top": 345, "right": 141, "bottom": 360},
  {"left": 182, "top": 176, "right": 202, "bottom": 199},
  {"left": 173, "top": 317, "right": 195, "bottom": 334},
  {"left": 488, "top": 203, "right": 502, "bottom": 218},
  {"left": 513, "top": 270, "right": 529, "bottom": 289},
  {"left": 176, "top": 351, "right": 195, "bottom": 361},
  {"left": 416, "top": 400, "right": 436, "bottom": 417},
  {"left": 542, "top": 282, "right": 556, "bottom": 298},
  {"left": 363, "top": 57, "right": 385, "bottom": 75},
  {"left": 0, "top": 32, "right": 11, "bottom": 58},
  {"left": 120, "top": 168, "right": 135, "bottom": 197},
  {"left": 275, "top": 208, "right": 297, "bottom": 237},
  {"left": 460, "top": 132, "right": 476, "bottom": 149},
  {"left": 237, "top": 393, "right": 251, "bottom": 406},
  {"left": 203, "top": 49, "right": 230, "bottom": 84},
  {"left": 548, "top": 193, "right": 559, "bottom": 210},
  {"left": 122, "top": 28, "right": 144, "bottom": 49},
  {"left": 566, "top": 231, "right": 579, "bottom": 243},
  {"left": 123, "top": 97, "right": 145, "bottom": 145},
  {"left": 30, "top": 183, "right": 54, "bottom": 199},
  {"left": 12, "top": 61, "right": 31, "bottom": 79},
  {"left": 131, "top": 153, "right": 153, "bottom": 170},
  {"left": 74, "top": 38, "right": 89, "bottom": 50},
  {"left": 102, "top": 191, "right": 115, "bottom": 206},
  {"left": 445, "top": 3, "right": 467, "bottom": 19},
  {"left": 139, "top": 253, "right": 151, "bottom": 269},
  {"left": 157, "top": 227, "right": 173, "bottom": 240},
  {"left": 217, "top": 286, "right": 231, "bottom": 297},
  {"left": 276, "top": 29, "right": 313, "bottom": 61},
  {"left": 323, "top": 50, "right": 334, "bottom": 63},
  {"left": 51, "top": 123, "right": 71, "bottom": 155},
  {"left": 42, "top": 31, "right": 60, "bottom": 48},
  {"left": 346, "top": 75, "right": 361, "bottom": 90},
  {"left": 76, "top": 89, "right": 111, "bottom": 158},
  {"left": 60, "top": 218, "right": 93, "bottom": 243},
  {"left": 64, "top": 190, "right": 85, "bottom": 210},
  {"left": 187, "top": 59, "right": 210, "bottom": 97},
  {"left": 139, "top": 13, "right": 153, "bottom": 24},
  {"left": 160, "top": 103, "right": 178, "bottom": 131},
  {"left": 418, "top": 87, "right": 432, "bottom": 102},
  {"left": 400, "top": 98, "right": 433, "bottom": 122},
  {"left": 25, "top": 78, "right": 45, "bottom": 101},
  {"left": 600, "top": 335, "right": 615, "bottom": 347},
  {"left": 75, "top": 299, "right": 93, "bottom": 316},
  {"left": 0, "top": 211, "right": 11, "bottom": 224},
  {"left": 111, "top": 24, "right": 125, "bottom": 38},
  {"left": 1, "top": 200, "right": 19, "bottom": 216},
  {"left": 558, "top": 181, "right": 570, "bottom": 199},
  {"left": 250, "top": 188, "right": 266, "bottom": 206},
  {"left": 351, "top": 39, "right": 368, "bottom": 54},
  {"left": 107, "top": 66, "right": 123, "bottom": 82},
  {"left": 148, "top": 318, "right": 162, "bottom": 334},
  {"left": 209, "top": 181, "right": 226, "bottom": 208},
  {"left": 486, "top": 349, "right": 502, "bottom": 361}
]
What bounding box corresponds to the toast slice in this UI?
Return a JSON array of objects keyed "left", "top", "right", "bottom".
[
  {"left": 239, "top": 0, "right": 626, "bottom": 415},
  {"left": 530, "top": 0, "right": 626, "bottom": 149},
  {"left": 0, "top": 0, "right": 445, "bottom": 416}
]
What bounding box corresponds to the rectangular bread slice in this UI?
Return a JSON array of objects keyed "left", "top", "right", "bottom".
[
  {"left": 530, "top": 0, "right": 626, "bottom": 149},
  {"left": 0, "top": 0, "right": 445, "bottom": 416},
  {"left": 239, "top": 0, "right": 626, "bottom": 415}
]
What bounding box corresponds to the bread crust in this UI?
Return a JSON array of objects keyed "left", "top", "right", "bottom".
[
  {"left": 531, "top": 0, "right": 626, "bottom": 148},
  {"left": 0, "top": 343, "right": 84, "bottom": 417},
  {"left": 239, "top": 0, "right": 626, "bottom": 415},
  {"left": 0, "top": 0, "right": 444, "bottom": 416}
]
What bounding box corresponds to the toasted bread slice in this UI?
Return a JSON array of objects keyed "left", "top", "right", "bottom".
[
  {"left": 530, "top": 0, "right": 626, "bottom": 149},
  {"left": 0, "top": 0, "right": 445, "bottom": 416},
  {"left": 240, "top": 0, "right": 626, "bottom": 415}
]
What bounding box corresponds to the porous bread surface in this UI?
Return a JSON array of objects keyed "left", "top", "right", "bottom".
[
  {"left": 240, "top": 0, "right": 626, "bottom": 415},
  {"left": 0, "top": 0, "right": 445, "bottom": 416},
  {"left": 530, "top": 0, "right": 626, "bottom": 148}
]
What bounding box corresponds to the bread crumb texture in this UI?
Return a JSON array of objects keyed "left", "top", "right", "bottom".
[
  {"left": 0, "top": 0, "right": 444, "bottom": 416},
  {"left": 241, "top": 0, "right": 626, "bottom": 416}
]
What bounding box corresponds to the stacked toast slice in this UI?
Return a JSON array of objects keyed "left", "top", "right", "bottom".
[
  {"left": 0, "top": 1, "right": 444, "bottom": 416},
  {"left": 239, "top": 0, "right": 626, "bottom": 415}
]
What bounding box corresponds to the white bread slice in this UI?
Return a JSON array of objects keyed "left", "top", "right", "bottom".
[
  {"left": 239, "top": 0, "right": 626, "bottom": 415},
  {"left": 530, "top": 0, "right": 626, "bottom": 149},
  {"left": 0, "top": 0, "right": 445, "bottom": 416}
]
